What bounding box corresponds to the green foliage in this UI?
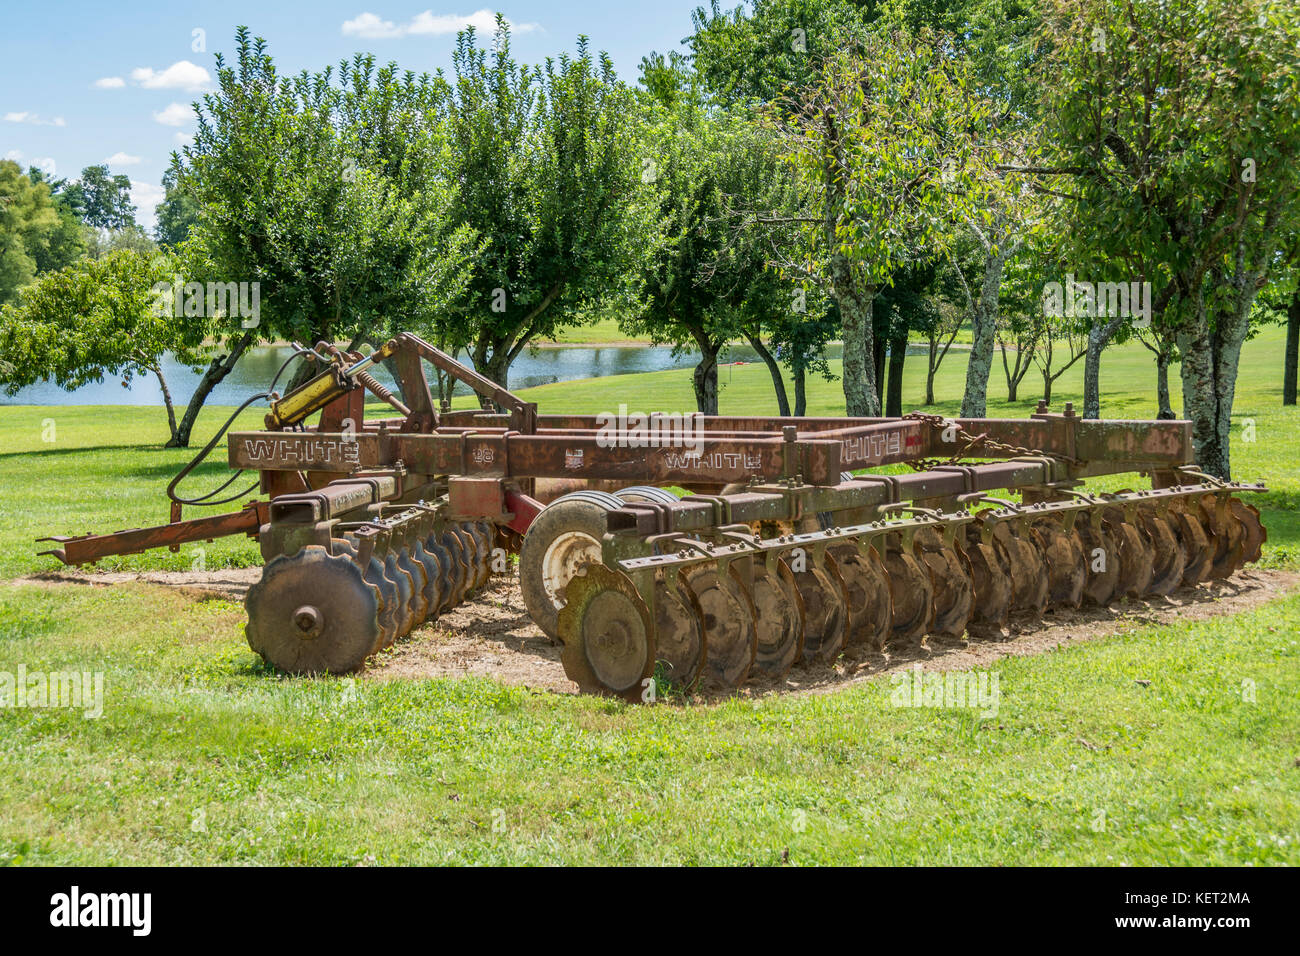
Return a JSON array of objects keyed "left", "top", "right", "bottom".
[
  {"left": 180, "top": 27, "right": 475, "bottom": 351},
  {"left": 0, "top": 249, "right": 203, "bottom": 438},
  {"left": 689, "top": 0, "right": 871, "bottom": 106},
  {"left": 60, "top": 165, "right": 137, "bottom": 230},
  {"left": 622, "top": 94, "right": 809, "bottom": 412},
  {"left": 154, "top": 166, "right": 200, "bottom": 250},
  {"left": 0, "top": 161, "right": 86, "bottom": 306},
  {"left": 1040, "top": 0, "right": 1300, "bottom": 471},
  {"left": 434, "top": 20, "right": 655, "bottom": 387}
]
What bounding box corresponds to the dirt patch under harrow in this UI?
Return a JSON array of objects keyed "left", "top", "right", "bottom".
[{"left": 21, "top": 566, "right": 1299, "bottom": 701}]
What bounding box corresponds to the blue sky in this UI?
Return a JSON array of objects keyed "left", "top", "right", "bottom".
[{"left": 0, "top": 1, "right": 707, "bottom": 227}]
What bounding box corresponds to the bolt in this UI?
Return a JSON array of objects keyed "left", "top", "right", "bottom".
[{"left": 292, "top": 605, "right": 323, "bottom": 638}]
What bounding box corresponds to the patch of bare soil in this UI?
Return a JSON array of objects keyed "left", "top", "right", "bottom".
[
  {"left": 18, "top": 566, "right": 1298, "bottom": 702},
  {"left": 20, "top": 567, "right": 261, "bottom": 603}
]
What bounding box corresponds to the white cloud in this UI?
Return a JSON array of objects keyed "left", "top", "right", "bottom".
[
  {"left": 3, "top": 112, "right": 67, "bottom": 127},
  {"left": 4, "top": 149, "right": 22, "bottom": 162},
  {"left": 131, "top": 180, "right": 167, "bottom": 230},
  {"left": 105, "top": 151, "right": 143, "bottom": 166},
  {"left": 342, "top": 12, "right": 403, "bottom": 38},
  {"left": 173, "top": 131, "right": 194, "bottom": 148},
  {"left": 342, "top": 9, "right": 539, "bottom": 39},
  {"left": 33, "top": 157, "right": 57, "bottom": 176},
  {"left": 94, "top": 76, "right": 126, "bottom": 89},
  {"left": 153, "top": 102, "right": 193, "bottom": 126},
  {"left": 130, "top": 60, "right": 212, "bottom": 92}
]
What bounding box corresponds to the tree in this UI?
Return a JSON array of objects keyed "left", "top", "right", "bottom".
[
  {"left": 61, "top": 165, "right": 137, "bottom": 230},
  {"left": 0, "top": 161, "right": 90, "bottom": 305},
  {"left": 180, "top": 27, "right": 476, "bottom": 410},
  {"left": 432, "top": 20, "right": 654, "bottom": 390},
  {"left": 767, "top": 27, "right": 984, "bottom": 415},
  {"left": 1033, "top": 323, "right": 1086, "bottom": 406},
  {"left": 689, "top": 0, "right": 868, "bottom": 107},
  {"left": 0, "top": 250, "right": 204, "bottom": 443},
  {"left": 24, "top": 166, "right": 87, "bottom": 275},
  {"left": 154, "top": 165, "right": 200, "bottom": 249},
  {"left": 1040, "top": 0, "right": 1300, "bottom": 476},
  {"left": 623, "top": 66, "right": 803, "bottom": 415},
  {"left": 873, "top": 261, "right": 940, "bottom": 415}
]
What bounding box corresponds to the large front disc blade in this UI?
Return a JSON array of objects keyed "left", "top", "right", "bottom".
[{"left": 245, "top": 546, "right": 382, "bottom": 674}]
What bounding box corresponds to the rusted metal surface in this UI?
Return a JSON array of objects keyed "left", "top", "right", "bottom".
[{"left": 38, "top": 501, "right": 270, "bottom": 566}]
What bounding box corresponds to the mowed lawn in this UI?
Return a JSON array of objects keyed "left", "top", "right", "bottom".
[{"left": 0, "top": 331, "right": 1297, "bottom": 865}]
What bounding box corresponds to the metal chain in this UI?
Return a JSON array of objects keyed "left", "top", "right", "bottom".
[{"left": 902, "top": 412, "right": 1082, "bottom": 471}]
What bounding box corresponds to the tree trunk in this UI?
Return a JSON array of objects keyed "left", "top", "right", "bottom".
[
  {"left": 691, "top": 345, "right": 722, "bottom": 416},
  {"left": 152, "top": 364, "right": 178, "bottom": 445},
  {"left": 1000, "top": 332, "right": 1035, "bottom": 404},
  {"left": 1083, "top": 316, "right": 1125, "bottom": 419},
  {"left": 793, "top": 363, "right": 807, "bottom": 417},
  {"left": 1285, "top": 290, "right": 1299, "bottom": 406},
  {"left": 166, "top": 333, "right": 254, "bottom": 448},
  {"left": 473, "top": 341, "right": 510, "bottom": 392},
  {"left": 746, "top": 332, "right": 790, "bottom": 417},
  {"left": 872, "top": 327, "right": 886, "bottom": 409},
  {"left": 1155, "top": 351, "right": 1174, "bottom": 419},
  {"left": 831, "top": 252, "right": 878, "bottom": 416},
  {"left": 1000, "top": 338, "right": 1018, "bottom": 403},
  {"left": 885, "top": 330, "right": 906, "bottom": 417},
  {"left": 960, "top": 251, "right": 1006, "bottom": 418},
  {"left": 925, "top": 337, "right": 938, "bottom": 406},
  {"left": 1176, "top": 292, "right": 1249, "bottom": 479},
  {"left": 1082, "top": 324, "right": 1103, "bottom": 420},
  {"left": 1040, "top": 336, "right": 1054, "bottom": 406}
]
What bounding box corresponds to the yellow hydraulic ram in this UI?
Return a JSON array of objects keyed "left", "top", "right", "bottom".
[{"left": 263, "top": 341, "right": 409, "bottom": 429}]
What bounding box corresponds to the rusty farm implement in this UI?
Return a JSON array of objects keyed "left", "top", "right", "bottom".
[{"left": 39, "top": 332, "right": 1267, "bottom": 699}]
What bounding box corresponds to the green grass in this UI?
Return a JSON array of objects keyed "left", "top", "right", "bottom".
[
  {"left": 537, "top": 316, "right": 643, "bottom": 344},
  {"left": 0, "top": 328, "right": 1296, "bottom": 865},
  {"left": 0, "top": 581, "right": 1296, "bottom": 864}
]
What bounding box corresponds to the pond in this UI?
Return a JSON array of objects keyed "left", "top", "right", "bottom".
[
  {"left": 0, "top": 340, "right": 940, "bottom": 406},
  {"left": 1, "top": 341, "right": 845, "bottom": 406}
]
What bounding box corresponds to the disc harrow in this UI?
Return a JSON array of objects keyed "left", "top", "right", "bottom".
[
  {"left": 36, "top": 332, "right": 1268, "bottom": 696},
  {"left": 558, "top": 482, "right": 1267, "bottom": 698}
]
